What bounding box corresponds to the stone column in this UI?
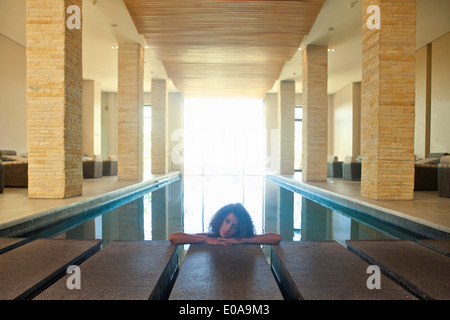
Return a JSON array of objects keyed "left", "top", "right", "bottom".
[
  {"left": 361, "top": 0, "right": 416, "bottom": 200},
  {"left": 302, "top": 45, "right": 328, "bottom": 182},
  {"left": 264, "top": 93, "right": 279, "bottom": 172},
  {"left": 278, "top": 81, "right": 295, "bottom": 175},
  {"left": 82, "top": 80, "right": 102, "bottom": 157},
  {"left": 117, "top": 43, "right": 144, "bottom": 180},
  {"left": 151, "top": 79, "right": 169, "bottom": 174},
  {"left": 168, "top": 92, "right": 184, "bottom": 172},
  {"left": 26, "top": 0, "right": 83, "bottom": 199}
]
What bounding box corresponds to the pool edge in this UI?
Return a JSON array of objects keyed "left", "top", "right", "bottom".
[
  {"left": 266, "top": 174, "right": 450, "bottom": 239},
  {"left": 0, "top": 172, "right": 181, "bottom": 238}
]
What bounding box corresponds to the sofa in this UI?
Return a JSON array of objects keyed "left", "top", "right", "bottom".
[
  {"left": 0, "top": 151, "right": 28, "bottom": 188},
  {"left": 83, "top": 154, "right": 103, "bottom": 178},
  {"left": 3, "top": 161, "right": 28, "bottom": 187},
  {"left": 438, "top": 155, "right": 450, "bottom": 198},
  {"left": 327, "top": 156, "right": 343, "bottom": 178},
  {"left": 0, "top": 150, "right": 17, "bottom": 157},
  {"left": 342, "top": 156, "right": 361, "bottom": 181},
  {"left": 414, "top": 153, "right": 449, "bottom": 191},
  {"left": 103, "top": 155, "right": 118, "bottom": 176}
]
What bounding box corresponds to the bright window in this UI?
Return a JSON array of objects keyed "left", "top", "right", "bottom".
[{"left": 184, "top": 98, "right": 265, "bottom": 175}]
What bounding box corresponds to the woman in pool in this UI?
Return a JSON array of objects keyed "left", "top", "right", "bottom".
[{"left": 169, "top": 203, "right": 281, "bottom": 245}]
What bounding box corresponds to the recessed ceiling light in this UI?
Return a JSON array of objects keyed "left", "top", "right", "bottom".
[{"left": 328, "top": 48, "right": 335, "bottom": 52}]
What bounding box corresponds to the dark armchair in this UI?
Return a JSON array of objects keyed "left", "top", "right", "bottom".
[
  {"left": 414, "top": 153, "right": 449, "bottom": 191},
  {"left": 0, "top": 150, "right": 28, "bottom": 188},
  {"left": 2, "top": 161, "right": 28, "bottom": 187},
  {"left": 327, "top": 156, "right": 343, "bottom": 178},
  {"left": 103, "top": 155, "right": 118, "bottom": 176},
  {"left": 83, "top": 154, "right": 103, "bottom": 178},
  {"left": 342, "top": 156, "right": 361, "bottom": 181}
]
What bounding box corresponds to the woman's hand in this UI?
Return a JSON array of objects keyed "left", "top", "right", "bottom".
[
  {"left": 205, "top": 237, "right": 233, "bottom": 246},
  {"left": 211, "top": 234, "right": 281, "bottom": 245},
  {"left": 169, "top": 232, "right": 231, "bottom": 245},
  {"left": 218, "top": 237, "right": 243, "bottom": 245},
  {"left": 169, "top": 232, "right": 281, "bottom": 246},
  {"left": 225, "top": 233, "right": 281, "bottom": 245}
]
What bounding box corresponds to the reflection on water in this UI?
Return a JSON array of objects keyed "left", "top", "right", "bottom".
[{"left": 55, "top": 176, "right": 395, "bottom": 247}]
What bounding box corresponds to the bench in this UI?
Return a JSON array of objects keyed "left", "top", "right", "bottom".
[
  {"left": 169, "top": 244, "right": 283, "bottom": 300},
  {"left": 271, "top": 241, "right": 415, "bottom": 300},
  {"left": 35, "top": 240, "right": 178, "bottom": 300},
  {"left": 0, "top": 238, "right": 27, "bottom": 254},
  {"left": 418, "top": 239, "right": 450, "bottom": 257},
  {"left": 0, "top": 239, "right": 101, "bottom": 300},
  {"left": 346, "top": 240, "right": 450, "bottom": 300}
]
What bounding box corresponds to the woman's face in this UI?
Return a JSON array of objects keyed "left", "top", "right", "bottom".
[{"left": 219, "top": 213, "right": 239, "bottom": 238}]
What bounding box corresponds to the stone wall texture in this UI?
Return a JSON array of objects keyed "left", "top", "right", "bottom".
[
  {"left": 117, "top": 43, "right": 144, "bottom": 180},
  {"left": 361, "top": 0, "right": 416, "bottom": 200},
  {"left": 278, "top": 80, "right": 295, "bottom": 175},
  {"left": 302, "top": 45, "right": 328, "bottom": 182},
  {"left": 26, "top": 0, "right": 83, "bottom": 199},
  {"left": 151, "top": 79, "right": 169, "bottom": 174}
]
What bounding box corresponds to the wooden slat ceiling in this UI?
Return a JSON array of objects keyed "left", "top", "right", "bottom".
[{"left": 123, "top": 0, "right": 325, "bottom": 99}]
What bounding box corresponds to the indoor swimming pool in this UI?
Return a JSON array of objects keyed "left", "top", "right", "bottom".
[{"left": 18, "top": 175, "right": 422, "bottom": 247}]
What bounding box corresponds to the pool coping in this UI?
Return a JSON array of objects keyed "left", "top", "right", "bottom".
[
  {"left": 0, "top": 172, "right": 181, "bottom": 238},
  {"left": 266, "top": 174, "right": 450, "bottom": 240}
]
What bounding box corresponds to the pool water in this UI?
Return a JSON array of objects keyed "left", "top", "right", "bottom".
[{"left": 24, "top": 175, "right": 412, "bottom": 247}]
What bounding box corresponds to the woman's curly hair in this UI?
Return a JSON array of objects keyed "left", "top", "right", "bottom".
[{"left": 207, "top": 203, "right": 256, "bottom": 239}]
